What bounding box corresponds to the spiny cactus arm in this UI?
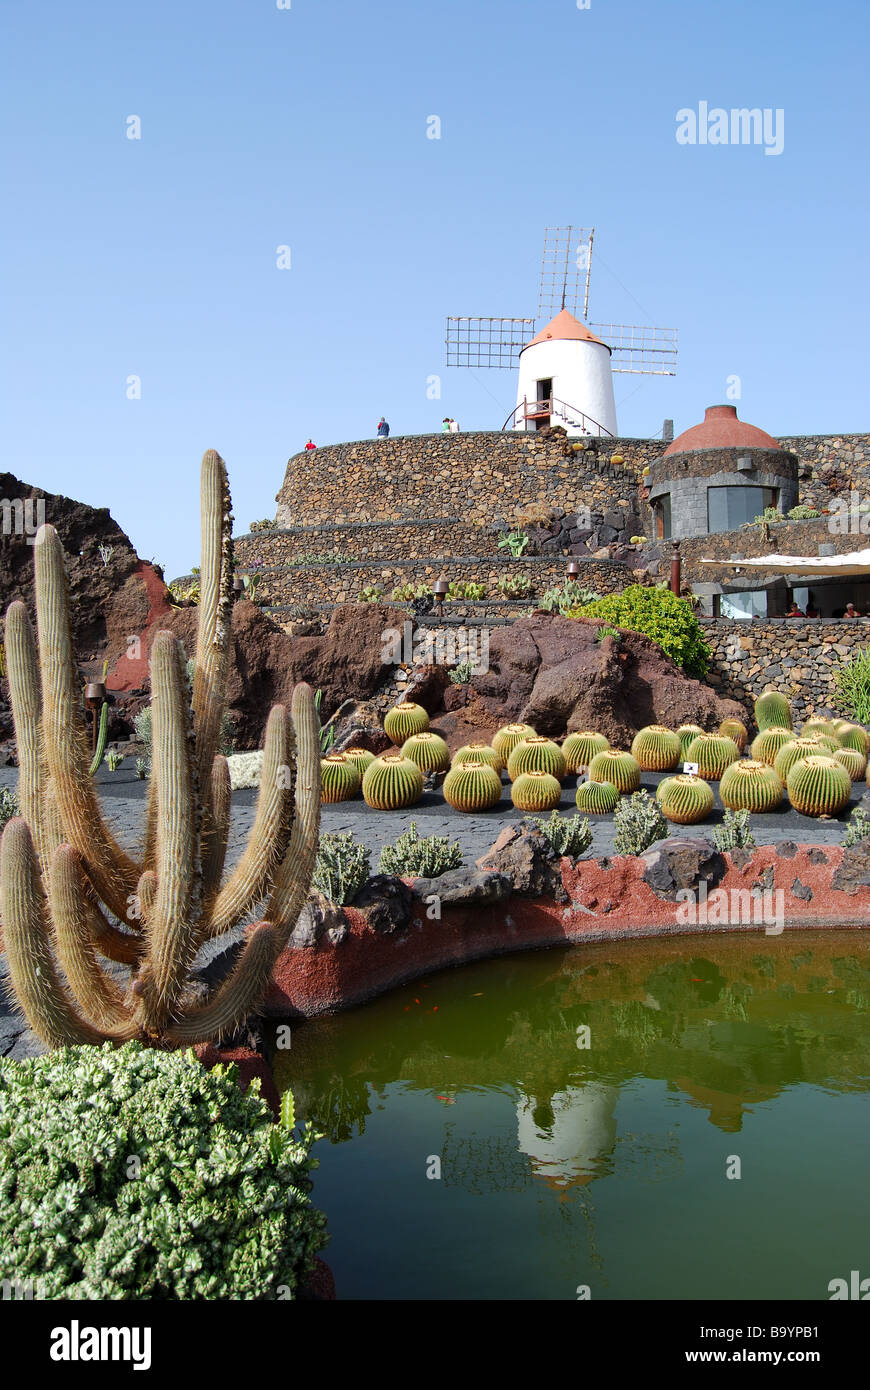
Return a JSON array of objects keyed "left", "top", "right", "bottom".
[
  {"left": 191, "top": 450, "right": 233, "bottom": 804},
  {"left": 202, "top": 706, "right": 293, "bottom": 939},
  {"left": 143, "top": 777, "right": 158, "bottom": 872},
  {"left": 165, "top": 922, "right": 278, "bottom": 1045},
  {"left": 87, "top": 701, "right": 109, "bottom": 776},
  {"left": 0, "top": 819, "right": 103, "bottom": 1047},
  {"left": 84, "top": 899, "right": 144, "bottom": 966},
  {"left": 200, "top": 754, "right": 232, "bottom": 911},
  {"left": 34, "top": 525, "right": 140, "bottom": 919},
  {"left": 137, "top": 633, "right": 201, "bottom": 1032},
  {"left": 48, "top": 846, "right": 138, "bottom": 1038},
  {"left": 266, "top": 683, "right": 321, "bottom": 946},
  {"left": 4, "top": 601, "right": 59, "bottom": 873}
]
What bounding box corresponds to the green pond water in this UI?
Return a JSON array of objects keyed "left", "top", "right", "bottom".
[{"left": 272, "top": 932, "right": 870, "bottom": 1301}]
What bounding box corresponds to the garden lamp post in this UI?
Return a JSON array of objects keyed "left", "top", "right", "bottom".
[
  {"left": 566, "top": 560, "right": 581, "bottom": 581},
  {"left": 84, "top": 681, "right": 106, "bottom": 754},
  {"left": 670, "top": 540, "right": 682, "bottom": 597},
  {"left": 433, "top": 575, "right": 449, "bottom": 618}
]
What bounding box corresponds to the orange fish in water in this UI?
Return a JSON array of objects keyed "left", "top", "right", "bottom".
[{"left": 436, "top": 1095, "right": 456, "bottom": 1105}]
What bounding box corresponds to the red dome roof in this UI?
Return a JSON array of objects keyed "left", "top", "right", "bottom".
[
  {"left": 664, "top": 404, "right": 782, "bottom": 455},
  {"left": 521, "top": 309, "right": 610, "bottom": 352}
]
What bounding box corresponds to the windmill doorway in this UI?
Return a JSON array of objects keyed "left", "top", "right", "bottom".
[{"left": 535, "top": 379, "right": 552, "bottom": 430}]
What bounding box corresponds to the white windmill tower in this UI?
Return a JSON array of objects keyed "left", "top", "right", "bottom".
[{"left": 445, "top": 226, "right": 678, "bottom": 438}]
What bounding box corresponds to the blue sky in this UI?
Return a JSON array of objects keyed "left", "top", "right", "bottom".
[{"left": 2, "top": 0, "right": 868, "bottom": 578}]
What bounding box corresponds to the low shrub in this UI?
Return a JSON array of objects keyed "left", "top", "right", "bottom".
[
  {"left": 449, "top": 661, "right": 475, "bottom": 685},
  {"left": 539, "top": 580, "right": 601, "bottom": 615},
  {"left": 391, "top": 582, "right": 432, "bottom": 602},
  {"left": 313, "top": 831, "right": 371, "bottom": 904},
  {"left": 0, "top": 1042, "right": 327, "bottom": 1300},
  {"left": 0, "top": 786, "right": 19, "bottom": 831},
  {"left": 447, "top": 580, "right": 487, "bottom": 601},
  {"left": 378, "top": 821, "right": 463, "bottom": 878},
  {"left": 573, "top": 584, "right": 711, "bottom": 677},
  {"left": 496, "top": 573, "right": 533, "bottom": 598},
  {"left": 596, "top": 625, "right": 621, "bottom": 644},
  {"left": 711, "top": 808, "right": 756, "bottom": 851},
  {"left": 786, "top": 504, "right": 821, "bottom": 520},
  {"left": 249, "top": 517, "right": 277, "bottom": 532},
  {"left": 842, "top": 805, "right": 870, "bottom": 848},
  {"left": 612, "top": 790, "right": 668, "bottom": 856},
  {"left": 525, "top": 809, "right": 592, "bottom": 858},
  {"left": 745, "top": 506, "right": 782, "bottom": 527}
]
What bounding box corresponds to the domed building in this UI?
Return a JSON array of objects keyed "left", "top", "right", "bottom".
[{"left": 647, "top": 404, "right": 799, "bottom": 542}]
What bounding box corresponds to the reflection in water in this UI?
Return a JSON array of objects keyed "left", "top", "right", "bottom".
[{"left": 271, "top": 932, "right": 870, "bottom": 1298}]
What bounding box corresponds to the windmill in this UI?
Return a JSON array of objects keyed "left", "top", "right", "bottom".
[{"left": 445, "top": 226, "right": 677, "bottom": 438}]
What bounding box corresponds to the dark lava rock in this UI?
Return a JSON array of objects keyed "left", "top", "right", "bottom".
[
  {"left": 332, "top": 700, "right": 393, "bottom": 755},
  {"left": 641, "top": 837, "right": 726, "bottom": 901},
  {"left": 729, "top": 847, "right": 756, "bottom": 871},
  {"left": 430, "top": 612, "right": 747, "bottom": 752},
  {"left": 403, "top": 662, "right": 451, "bottom": 713},
  {"left": 752, "top": 866, "right": 775, "bottom": 896},
  {"left": 807, "top": 848, "right": 829, "bottom": 865},
  {"left": 288, "top": 893, "right": 348, "bottom": 948},
  {"left": 353, "top": 874, "right": 413, "bottom": 933},
  {"left": 831, "top": 839, "right": 870, "bottom": 896},
  {"left": 410, "top": 867, "right": 513, "bottom": 907},
  {"left": 776, "top": 841, "right": 798, "bottom": 859},
  {"left": 477, "top": 825, "right": 569, "bottom": 903},
  {"left": 791, "top": 878, "right": 813, "bottom": 902}
]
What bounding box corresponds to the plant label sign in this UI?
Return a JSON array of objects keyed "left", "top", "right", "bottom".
[{"left": 683, "top": 762, "right": 699, "bottom": 775}]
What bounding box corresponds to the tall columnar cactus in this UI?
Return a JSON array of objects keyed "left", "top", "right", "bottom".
[
  {"left": 786, "top": 756, "right": 852, "bottom": 817},
  {"left": 562, "top": 730, "right": 609, "bottom": 773},
  {"left": 506, "top": 736, "right": 567, "bottom": 781},
  {"left": 750, "top": 726, "right": 796, "bottom": 766},
  {"left": 656, "top": 774, "right": 714, "bottom": 825},
  {"left": 718, "top": 759, "right": 784, "bottom": 812},
  {"left": 588, "top": 749, "right": 641, "bottom": 793},
  {"left": 718, "top": 717, "right": 748, "bottom": 753},
  {"left": 443, "top": 760, "right": 503, "bottom": 812},
  {"left": 0, "top": 451, "right": 322, "bottom": 1050},
  {"left": 684, "top": 734, "right": 741, "bottom": 780},
  {"left": 755, "top": 688, "right": 793, "bottom": 732},
  {"left": 630, "top": 725, "right": 681, "bottom": 771},
  {"left": 383, "top": 702, "right": 429, "bottom": 744}
]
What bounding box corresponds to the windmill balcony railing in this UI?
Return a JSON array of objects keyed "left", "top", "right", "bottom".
[{"left": 502, "top": 397, "right": 615, "bottom": 438}]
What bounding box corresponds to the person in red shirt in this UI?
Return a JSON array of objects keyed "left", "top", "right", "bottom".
[{"left": 304, "top": 439, "right": 316, "bottom": 451}]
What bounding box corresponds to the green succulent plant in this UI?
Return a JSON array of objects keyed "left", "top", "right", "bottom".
[
  {"left": 754, "top": 688, "right": 793, "bottom": 732},
  {"left": 719, "top": 717, "right": 748, "bottom": 752},
  {"left": 834, "top": 722, "right": 870, "bottom": 755},
  {"left": 612, "top": 790, "right": 668, "bottom": 855},
  {"left": 574, "top": 779, "right": 619, "bottom": 814},
  {"left": 451, "top": 742, "right": 503, "bottom": 773},
  {"left": 401, "top": 731, "right": 450, "bottom": 773},
  {"left": 656, "top": 774, "right": 714, "bottom": 825},
  {"left": 711, "top": 808, "right": 756, "bottom": 851},
  {"left": 572, "top": 585, "right": 711, "bottom": 677},
  {"left": 443, "top": 760, "right": 503, "bottom": 812},
  {"left": 833, "top": 746, "right": 867, "bottom": 781},
  {"left": 525, "top": 810, "right": 592, "bottom": 859},
  {"left": 684, "top": 734, "right": 740, "bottom": 780},
  {"left": 378, "top": 822, "right": 463, "bottom": 877},
  {"left": 588, "top": 748, "right": 642, "bottom": 793},
  {"left": 361, "top": 753, "right": 425, "bottom": 810},
  {"left": 676, "top": 723, "right": 706, "bottom": 756},
  {"left": 492, "top": 723, "right": 537, "bottom": 763},
  {"left": 750, "top": 725, "right": 796, "bottom": 766},
  {"left": 506, "top": 736, "right": 567, "bottom": 782},
  {"left": 511, "top": 770, "right": 563, "bottom": 812},
  {"left": 313, "top": 831, "right": 370, "bottom": 904},
  {"left": 383, "top": 702, "right": 430, "bottom": 743},
  {"left": 718, "top": 759, "right": 784, "bottom": 812},
  {"left": 320, "top": 752, "right": 362, "bottom": 803},
  {"left": 630, "top": 725, "right": 681, "bottom": 772},
  {"left": 773, "top": 736, "right": 834, "bottom": 782},
  {"left": 562, "top": 730, "right": 609, "bottom": 773},
  {"left": 786, "top": 756, "right": 852, "bottom": 817}
]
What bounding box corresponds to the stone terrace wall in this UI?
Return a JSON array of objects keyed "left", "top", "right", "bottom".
[
  {"left": 273, "top": 431, "right": 652, "bottom": 528},
  {"left": 780, "top": 434, "right": 870, "bottom": 511},
  {"left": 654, "top": 516, "right": 867, "bottom": 587},
  {"left": 701, "top": 617, "right": 869, "bottom": 721},
  {"left": 251, "top": 554, "right": 630, "bottom": 609}
]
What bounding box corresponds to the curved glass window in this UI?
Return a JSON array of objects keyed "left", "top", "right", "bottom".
[{"left": 707, "top": 486, "right": 777, "bottom": 532}]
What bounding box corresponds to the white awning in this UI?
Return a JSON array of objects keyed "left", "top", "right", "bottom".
[{"left": 699, "top": 549, "right": 870, "bottom": 578}]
